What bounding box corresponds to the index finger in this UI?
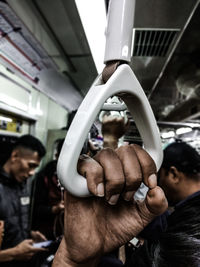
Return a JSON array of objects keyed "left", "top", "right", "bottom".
[{"left": 78, "top": 154, "right": 104, "bottom": 197}]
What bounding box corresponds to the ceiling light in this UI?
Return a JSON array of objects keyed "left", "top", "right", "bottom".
[
  {"left": 0, "top": 115, "right": 12, "bottom": 122},
  {"left": 75, "top": 0, "right": 107, "bottom": 74},
  {"left": 0, "top": 93, "right": 28, "bottom": 111},
  {"left": 161, "top": 131, "right": 175, "bottom": 139},
  {"left": 176, "top": 127, "right": 192, "bottom": 135}
]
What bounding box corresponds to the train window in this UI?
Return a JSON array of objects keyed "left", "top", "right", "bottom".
[
  {"left": 0, "top": 113, "right": 22, "bottom": 133},
  {"left": 0, "top": 112, "right": 34, "bottom": 165}
]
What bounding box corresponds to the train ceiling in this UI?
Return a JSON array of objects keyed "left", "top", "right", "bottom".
[{"left": 0, "top": 0, "right": 200, "bottom": 121}]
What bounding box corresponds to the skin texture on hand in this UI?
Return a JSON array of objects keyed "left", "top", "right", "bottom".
[{"left": 53, "top": 145, "right": 168, "bottom": 267}]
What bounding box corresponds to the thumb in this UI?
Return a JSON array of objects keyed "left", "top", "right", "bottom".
[
  {"left": 25, "top": 239, "right": 34, "bottom": 244},
  {"left": 145, "top": 186, "right": 168, "bottom": 215}
]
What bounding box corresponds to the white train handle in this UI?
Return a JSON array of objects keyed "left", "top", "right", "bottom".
[
  {"left": 102, "top": 102, "right": 127, "bottom": 111},
  {"left": 57, "top": 64, "right": 163, "bottom": 197}
]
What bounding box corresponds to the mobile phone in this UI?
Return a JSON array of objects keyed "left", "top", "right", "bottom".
[{"left": 33, "top": 240, "right": 53, "bottom": 248}]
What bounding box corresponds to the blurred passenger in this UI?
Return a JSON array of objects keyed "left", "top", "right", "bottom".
[
  {"left": 32, "top": 139, "right": 65, "bottom": 240},
  {"left": 142, "top": 141, "right": 200, "bottom": 240},
  {"left": 159, "top": 141, "right": 200, "bottom": 206},
  {"left": 126, "top": 141, "right": 200, "bottom": 266},
  {"left": 32, "top": 124, "right": 101, "bottom": 242},
  {"left": 152, "top": 190, "right": 200, "bottom": 267},
  {"left": 81, "top": 124, "right": 101, "bottom": 157},
  {"left": 0, "top": 134, "right": 47, "bottom": 267}
]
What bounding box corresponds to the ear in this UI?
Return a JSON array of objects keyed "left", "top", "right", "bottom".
[
  {"left": 10, "top": 150, "right": 20, "bottom": 163},
  {"left": 169, "top": 166, "right": 180, "bottom": 183}
]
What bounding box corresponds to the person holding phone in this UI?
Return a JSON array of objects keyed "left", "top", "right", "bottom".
[{"left": 0, "top": 135, "right": 48, "bottom": 267}]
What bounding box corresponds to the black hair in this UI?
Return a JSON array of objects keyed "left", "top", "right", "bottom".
[
  {"left": 56, "top": 138, "right": 65, "bottom": 157},
  {"left": 90, "top": 124, "right": 99, "bottom": 139},
  {"left": 153, "top": 195, "right": 200, "bottom": 267},
  {"left": 13, "top": 134, "right": 46, "bottom": 158},
  {"left": 162, "top": 141, "right": 200, "bottom": 175}
]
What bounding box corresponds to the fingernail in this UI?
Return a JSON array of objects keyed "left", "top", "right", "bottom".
[
  {"left": 124, "top": 191, "right": 134, "bottom": 201},
  {"left": 108, "top": 194, "right": 120, "bottom": 205},
  {"left": 96, "top": 183, "right": 104, "bottom": 197},
  {"left": 148, "top": 174, "right": 157, "bottom": 188}
]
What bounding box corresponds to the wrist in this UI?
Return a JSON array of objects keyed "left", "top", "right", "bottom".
[
  {"left": 0, "top": 247, "right": 18, "bottom": 262},
  {"left": 56, "top": 258, "right": 98, "bottom": 267},
  {"left": 53, "top": 239, "right": 99, "bottom": 267},
  {"left": 103, "top": 136, "right": 118, "bottom": 149}
]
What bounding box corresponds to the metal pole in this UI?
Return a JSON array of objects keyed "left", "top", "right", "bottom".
[{"left": 104, "top": 0, "right": 136, "bottom": 63}]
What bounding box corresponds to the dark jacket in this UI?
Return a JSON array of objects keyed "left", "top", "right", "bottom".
[
  {"left": 31, "top": 160, "right": 63, "bottom": 240},
  {"left": 0, "top": 167, "right": 30, "bottom": 249},
  {"left": 98, "top": 191, "right": 200, "bottom": 267},
  {"left": 125, "top": 191, "right": 200, "bottom": 267}
]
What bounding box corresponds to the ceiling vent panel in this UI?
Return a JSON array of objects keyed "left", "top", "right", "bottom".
[{"left": 133, "top": 29, "right": 179, "bottom": 57}]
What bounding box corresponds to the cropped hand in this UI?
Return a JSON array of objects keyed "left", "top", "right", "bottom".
[
  {"left": 102, "top": 115, "right": 129, "bottom": 149},
  {"left": 52, "top": 200, "right": 65, "bottom": 214},
  {"left": 30, "top": 230, "right": 47, "bottom": 242},
  {"left": 14, "top": 239, "right": 47, "bottom": 261},
  {"left": 53, "top": 145, "right": 168, "bottom": 267}
]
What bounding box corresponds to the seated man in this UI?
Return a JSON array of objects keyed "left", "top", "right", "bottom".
[{"left": 0, "top": 135, "right": 48, "bottom": 267}]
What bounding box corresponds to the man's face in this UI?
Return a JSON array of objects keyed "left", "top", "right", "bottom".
[
  {"left": 158, "top": 167, "right": 178, "bottom": 206},
  {"left": 10, "top": 148, "right": 41, "bottom": 183}
]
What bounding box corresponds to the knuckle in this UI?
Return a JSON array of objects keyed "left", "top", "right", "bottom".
[
  {"left": 106, "top": 177, "right": 125, "bottom": 189},
  {"left": 126, "top": 176, "right": 142, "bottom": 188},
  {"left": 100, "top": 147, "right": 115, "bottom": 155},
  {"left": 89, "top": 166, "right": 103, "bottom": 178},
  {"left": 143, "top": 160, "right": 155, "bottom": 172},
  {"left": 96, "top": 148, "right": 117, "bottom": 162},
  {"left": 117, "top": 145, "right": 128, "bottom": 153}
]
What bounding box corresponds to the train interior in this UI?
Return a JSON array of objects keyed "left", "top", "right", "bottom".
[{"left": 1, "top": 0, "right": 200, "bottom": 165}]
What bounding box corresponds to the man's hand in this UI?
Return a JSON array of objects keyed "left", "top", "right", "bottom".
[
  {"left": 53, "top": 145, "right": 168, "bottom": 267},
  {"left": 102, "top": 115, "right": 129, "bottom": 149},
  {"left": 52, "top": 200, "right": 65, "bottom": 214},
  {"left": 30, "top": 230, "right": 47, "bottom": 242},
  {"left": 15, "top": 239, "right": 47, "bottom": 261},
  {"left": 0, "top": 239, "right": 47, "bottom": 262}
]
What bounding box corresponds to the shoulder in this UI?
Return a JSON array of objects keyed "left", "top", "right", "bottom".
[{"left": 0, "top": 182, "right": 7, "bottom": 195}]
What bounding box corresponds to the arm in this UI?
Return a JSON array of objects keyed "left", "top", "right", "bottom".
[
  {"left": 53, "top": 145, "right": 168, "bottom": 267},
  {"left": 0, "top": 247, "right": 22, "bottom": 262}
]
